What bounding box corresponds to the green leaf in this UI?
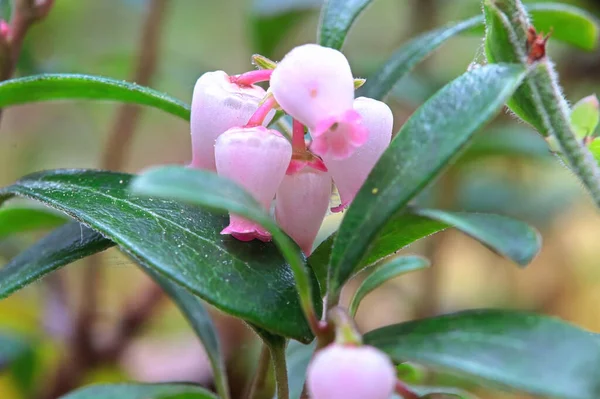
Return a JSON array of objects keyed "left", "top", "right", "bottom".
[
  {"left": 327, "top": 64, "right": 527, "bottom": 300},
  {"left": 0, "top": 170, "right": 315, "bottom": 343},
  {"left": 348, "top": 256, "right": 429, "bottom": 317},
  {"left": 318, "top": 0, "right": 372, "bottom": 50},
  {"left": 365, "top": 309, "right": 600, "bottom": 399},
  {"left": 571, "top": 95, "right": 600, "bottom": 138},
  {"left": 278, "top": 340, "right": 316, "bottom": 399},
  {"left": 409, "top": 385, "right": 477, "bottom": 399},
  {"left": 527, "top": 2, "right": 599, "bottom": 51},
  {"left": 0, "top": 205, "right": 67, "bottom": 239},
  {"left": 0, "top": 331, "right": 30, "bottom": 368},
  {"left": 144, "top": 268, "right": 230, "bottom": 399},
  {"left": 414, "top": 209, "right": 540, "bottom": 266},
  {"left": 130, "top": 166, "right": 321, "bottom": 334},
  {"left": 251, "top": 0, "right": 321, "bottom": 57},
  {"left": 0, "top": 74, "right": 190, "bottom": 121},
  {"left": 59, "top": 383, "right": 218, "bottom": 399},
  {"left": 589, "top": 138, "right": 600, "bottom": 164},
  {"left": 0, "top": 222, "right": 114, "bottom": 298},
  {"left": 357, "top": 16, "right": 482, "bottom": 100}
]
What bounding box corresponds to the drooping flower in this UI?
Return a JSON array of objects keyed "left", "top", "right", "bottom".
[
  {"left": 215, "top": 126, "right": 291, "bottom": 242},
  {"left": 190, "top": 70, "right": 274, "bottom": 171},
  {"left": 323, "top": 96, "right": 393, "bottom": 212},
  {"left": 275, "top": 167, "right": 331, "bottom": 255},
  {"left": 306, "top": 344, "right": 396, "bottom": 399},
  {"left": 270, "top": 44, "right": 367, "bottom": 159}
]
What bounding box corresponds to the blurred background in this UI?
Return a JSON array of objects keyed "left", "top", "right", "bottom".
[{"left": 1, "top": 0, "right": 600, "bottom": 398}]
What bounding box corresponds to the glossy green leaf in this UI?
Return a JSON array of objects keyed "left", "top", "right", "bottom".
[
  {"left": 0, "top": 170, "right": 315, "bottom": 342},
  {"left": 571, "top": 95, "right": 600, "bottom": 138},
  {"left": 0, "top": 222, "right": 114, "bottom": 299},
  {"left": 0, "top": 205, "right": 67, "bottom": 239},
  {"left": 59, "top": 383, "right": 218, "bottom": 399},
  {"left": 0, "top": 74, "right": 190, "bottom": 121},
  {"left": 357, "top": 16, "right": 482, "bottom": 100},
  {"left": 348, "top": 256, "right": 429, "bottom": 317},
  {"left": 414, "top": 209, "right": 540, "bottom": 266},
  {"left": 318, "top": 0, "right": 372, "bottom": 50},
  {"left": 365, "top": 309, "right": 600, "bottom": 399},
  {"left": 310, "top": 208, "right": 540, "bottom": 294},
  {"left": 144, "top": 268, "right": 230, "bottom": 399},
  {"left": 328, "top": 64, "right": 526, "bottom": 300},
  {"left": 130, "top": 166, "right": 321, "bottom": 333}
]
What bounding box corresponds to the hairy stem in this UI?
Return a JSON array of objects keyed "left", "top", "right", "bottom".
[{"left": 269, "top": 340, "right": 289, "bottom": 399}]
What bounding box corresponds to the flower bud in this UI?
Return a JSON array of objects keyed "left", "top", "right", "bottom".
[
  {"left": 270, "top": 44, "right": 354, "bottom": 128},
  {"left": 190, "top": 70, "right": 274, "bottom": 171},
  {"left": 275, "top": 167, "right": 331, "bottom": 255},
  {"left": 215, "top": 126, "right": 292, "bottom": 242},
  {"left": 307, "top": 344, "right": 396, "bottom": 399},
  {"left": 323, "top": 97, "right": 393, "bottom": 212}
]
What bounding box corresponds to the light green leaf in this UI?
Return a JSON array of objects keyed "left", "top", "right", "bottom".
[
  {"left": 348, "top": 256, "right": 429, "bottom": 317},
  {"left": 0, "top": 205, "right": 67, "bottom": 239},
  {"left": 327, "top": 64, "right": 527, "bottom": 302},
  {"left": 365, "top": 309, "right": 600, "bottom": 399},
  {"left": 59, "top": 383, "right": 218, "bottom": 399},
  {"left": 571, "top": 95, "right": 600, "bottom": 138},
  {"left": 0, "top": 74, "right": 190, "bottom": 121}
]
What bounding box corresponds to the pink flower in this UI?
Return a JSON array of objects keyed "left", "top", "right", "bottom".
[
  {"left": 275, "top": 167, "right": 331, "bottom": 255},
  {"left": 190, "top": 70, "right": 274, "bottom": 171},
  {"left": 215, "top": 126, "right": 291, "bottom": 242},
  {"left": 270, "top": 44, "right": 367, "bottom": 159},
  {"left": 307, "top": 344, "right": 396, "bottom": 399},
  {"left": 323, "top": 97, "right": 393, "bottom": 212}
]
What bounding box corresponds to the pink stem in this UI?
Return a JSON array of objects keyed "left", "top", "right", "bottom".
[
  {"left": 246, "top": 96, "right": 276, "bottom": 127},
  {"left": 292, "top": 119, "right": 306, "bottom": 151},
  {"left": 394, "top": 380, "right": 419, "bottom": 399},
  {"left": 231, "top": 69, "right": 273, "bottom": 86}
]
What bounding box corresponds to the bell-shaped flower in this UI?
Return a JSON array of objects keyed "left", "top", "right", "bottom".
[
  {"left": 275, "top": 166, "right": 331, "bottom": 255},
  {"left": 307, "top": 344, "right": 396, "bottom": 399},
  {"left": 215, "top": 126, "right": 291, "bottom": 242},
  {"left": 323, "top": 97, "right": 393, "bottom": 212},
  {"left": 190, "top": 70, "right": 274, "bottom": 171},
  {"left": 270, "top": 44, "right": 367, "bottom": 159}
]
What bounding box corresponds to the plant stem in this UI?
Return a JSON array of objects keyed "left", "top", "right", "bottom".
[
  {"left": 395, "top": 380, "right": 419, "bottom": 399},
  {"left": 269, "top": 340, "right": 290, "bottom": 399},
  {"left": 246, "top": 344, "right": 272, "bottom": 399}
]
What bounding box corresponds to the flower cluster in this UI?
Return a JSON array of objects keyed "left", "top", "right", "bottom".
[{"left": 190, "top": 44, "right": 393, "bottom": 254}]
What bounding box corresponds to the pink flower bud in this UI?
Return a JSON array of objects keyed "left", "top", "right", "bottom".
[
  {"left": 270, "top": 44, "right": 354, "bottom": 128},
  {"left": 275, "top": 167, "right": 331, "bottom": 255},
  {"left": 307, "top": 344, "right": 396, "bottom": 399},
  {"left": 190, "top": 70, "right": 274, "bottom": 171},
  {"left": 323, "top": 97, "right": 393, "bottom": 212},
  {"left": 215, "top": 126, "right": 292, "bottom": 242}
]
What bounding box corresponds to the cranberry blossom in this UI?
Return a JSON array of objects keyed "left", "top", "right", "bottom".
[
  {"left": 307, "top": 344, "right": 396, "bottom": 399},
  {"left": 190, "top": 70, "right": 274, "bottom": 171},
  {"left": 270, "top": 44, "right": 368, "bottom": 160},
  {"left": 215, "top": 126, "right": 291, "bottom": 242}
]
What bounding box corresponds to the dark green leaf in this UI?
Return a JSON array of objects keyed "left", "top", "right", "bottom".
[
  {"left": 328, "top": 64, "right": 527, "bottom": 299},
  {"left": 365, "top": 309, "right": 600, "bottom": 399},
  {"left": 0, "top": 222, "right": 114, "bottom": 298},
  {"left": 0, "top": 205, "right": 67, "bottom": 239},
  {"left": 0, "top": 170, "right": 315, "bottom": 342},
  {"left": 0, "top": 74, "right": 190, "bottom": 121},
  {"left": 357, "top": 16, "right": 482, "bottom": 100},
  {"left": 130, "top": 166, "right": 321, "bottom": 334},
  {"left": 318, "top": 0, "right": 372, "bottom": 50},
  {"left": 59, "top": 383, "right": 218, "bottom": 399},
  {"left": 348, "top": 256, "right": 429, "bottom": 317}
]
